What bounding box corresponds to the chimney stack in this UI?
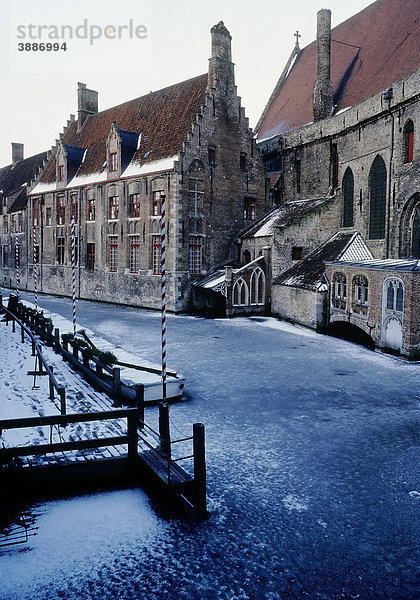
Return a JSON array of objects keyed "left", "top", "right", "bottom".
[
  {"left": 12, "top": 143, "right": 24, "bottom": 164},
  {"left": 313, "top": 9, "right": 334, "bottom": 122},
  {"left": 77, "top": 82, "right": 98, "bottom": 132},
  {"left": 207, "top": 21, "right": 235, "bottom": 92}
]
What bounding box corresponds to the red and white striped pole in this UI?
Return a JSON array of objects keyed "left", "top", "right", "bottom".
[
  {"left": 33, "top": 225, "right": 38, "bottom": 310},
  {"left": 15, "top": 234, "right": 20, "bottom": 299},
  {"left": 71, "top": 218, "right": 76, "bottom": 336},
  {"left": 159, "top": 194, "right": 170, "bottom": 456},
  {"left": 160, "top": 194, "right": 167, "bottom": 404}
]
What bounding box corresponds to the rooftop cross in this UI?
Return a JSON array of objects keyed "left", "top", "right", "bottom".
[{"left": 294, "top": 30, "right": 301, "bottom": 50}]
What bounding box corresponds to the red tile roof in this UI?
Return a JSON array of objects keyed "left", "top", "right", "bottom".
[
  {"left": 41, "top": 74, "right": 209, "bottom": 184},
  {"left": 257, "top": 0, "right": 420, "bottom": 139}
]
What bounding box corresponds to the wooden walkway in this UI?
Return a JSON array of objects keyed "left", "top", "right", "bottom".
[{"left": 0, "top": 297, "right": 207, "bottom": 519}]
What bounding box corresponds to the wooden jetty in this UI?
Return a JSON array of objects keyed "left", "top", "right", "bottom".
[{"left": 0, "top": 295, "right": 207, "bottom": 519}]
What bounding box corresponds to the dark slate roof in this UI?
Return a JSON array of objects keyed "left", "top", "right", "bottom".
[
  {"left": 240, "top": 197, "right": 334, "bottom": 239},
  {"left": 40, "top": 74, "right": 209, "bottom": 184},
  {"left": 257, "top": 0, "right": 420, "bottom": 139},
  {"left": 274, "top": 231, "right": 360, "bottom": 290},
  {"left": 0, "top": 152, "right": 48, "bottom": 197},
  {"left": 326, "top": 258, "right": 420, "bottom": 272}
]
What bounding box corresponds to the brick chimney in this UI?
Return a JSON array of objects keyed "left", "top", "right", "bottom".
[
  {"left": 77, "top": 82, "right": 98, "bottom": 132},
  {"left": 207, "top": 21, "right": 235, "bottom": 91},
  {"left": 313, "top": 9, "right": 334, "bottom": 121},
  {"left": 12, "top": 143, "right": 24, "bottom": 164}
]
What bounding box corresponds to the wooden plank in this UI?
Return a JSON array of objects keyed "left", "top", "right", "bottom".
[
  {"left": 1, "top": 436, "right": 130, "bottom": 458},
  {"left": 0, "top": 408, "right": 138, "bottom": 430}
]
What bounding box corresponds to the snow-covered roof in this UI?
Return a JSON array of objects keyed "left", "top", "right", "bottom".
[{"left": 274, "top": 231, "right": 373, "bottom": 291}]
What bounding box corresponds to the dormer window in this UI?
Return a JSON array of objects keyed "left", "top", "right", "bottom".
[{"left": 110, "top": 152, "right": 118, "bottom": 172}]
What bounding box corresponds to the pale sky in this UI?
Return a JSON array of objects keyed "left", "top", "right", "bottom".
[{"left": 0, "top": 0, "right": 374, "bottom": 167}]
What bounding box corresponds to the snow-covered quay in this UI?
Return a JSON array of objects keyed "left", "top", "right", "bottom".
[{"left": 1, "top": 292, "right": 419, "bottom": 600}]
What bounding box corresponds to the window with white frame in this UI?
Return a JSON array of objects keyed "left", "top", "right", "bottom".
[
  {"left": 152, "top": 235, "right": 161, "bottom": 274},
  {"left": 152, "top": 191, "right": 163, "bottom": 216},
  {"left": 385, "top": 278, "right": 404, "bottom": 313},
  {"left": 57, "top": 195, "right": 65, "bottom": 225},
  {"left": 130, "top": 236, "right": 140, "bottom": 273},
  {"left": 109, "top": 196, "right": 119, "bottom": 220},
  {"left": 130, "top": 194, "right": 141, "bottom": 218},
  {"left": 87, "top": 197, "right": 96, "bottom": 221},
  {"left": 109, "top": 236, "right": 118, "bottom": 272},
  {"left": 188, "top": 236, "right": 202, "bottom": 275},
  {"left": 188, "top": 178, "right": 204, "bottom": 215},
  {"left": 56, "top": 237, "right": 65, "bottom": 265}
]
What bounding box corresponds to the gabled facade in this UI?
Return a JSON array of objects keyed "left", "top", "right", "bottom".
[{"left": 26, "top": 22, "right": 268, "bottom": 312}]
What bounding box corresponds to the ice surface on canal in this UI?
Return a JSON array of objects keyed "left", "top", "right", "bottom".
[{"left": 1, "top": 292, "right": 419, "bottom": 600}]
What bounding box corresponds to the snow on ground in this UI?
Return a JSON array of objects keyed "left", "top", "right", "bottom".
[
  {"left": 10, "top": 297, "right": 185, "bottom": 402},
  {"left": 0, "top": 318, "right": 127, "bottom": 454}
]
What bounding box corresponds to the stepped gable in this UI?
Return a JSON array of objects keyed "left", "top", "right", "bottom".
[
  {"left": 257, "top": 0, "right": 420, "bottom": 139},
  {"left": 41, "top": 73, "right": 209, "bottom": 183}
]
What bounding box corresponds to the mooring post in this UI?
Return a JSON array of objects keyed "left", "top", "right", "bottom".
[
  {"left": 12, "top": 318, "right": 15, "bottom": 333},
  {"left": 54, "top": 328, "right": 60, "bottom": 353},
  {"left": 135, "top": 384, "right": 145, "bottom": 428},
  {"left": 49, "top": 366, "right": 55, "bottom": 400},
  {"left": 127, "top": 412, "right": 138, "bottom": 474},
  {"left": 113, "top": 367, "right": 121, "bottom": 407},
  {"left": 58, "top": 387, "right": 66, "bottom": 415},
  {"left": 193, "top": 423, "right": 207, "bottom": 516},
  {"left": 21, "top": 324, "right": 24, "bottom": 344},
  {"left": 159, "top": 404, "right": 171, "bottom": 458}
]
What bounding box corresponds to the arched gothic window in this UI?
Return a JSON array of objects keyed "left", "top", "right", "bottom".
[
  {"left": 369, "top": 155, "right": 387, "bottom": 240},
  {"left": 342, "top": 168, "right": 354, "bottom": 228},
  {"left": 384, "top": 278, "right": 404, "bottom": 313},
  {"left": 233, "top": 279, "right": 248, "bottom": 306},
  {"left": 353, "top": 275, "right": 369, "bottom": 315},
  {"left": 250, "top": 268, "right": 265, "bottom": 305},
  {"left": 332, "top": 272, "right": 347, "bottom": 309},
  {"left": 412, "top": 204, "right": 420, "bottom": 258},
  {"left": 188, "top": 160, "right": 204, "bottom": 217}
]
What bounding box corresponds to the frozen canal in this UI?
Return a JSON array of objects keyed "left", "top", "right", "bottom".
[{"left": 1, "top": 293, "right": 419, "bottom": 600}]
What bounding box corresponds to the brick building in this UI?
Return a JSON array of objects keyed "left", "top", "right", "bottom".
[
  {"left": 0, "top": 144, "right": 49, "bottom": 291},
  {"left": 245, "top": 0, "right": 420, "bottom": 355},
  {"left": 24, "top": 22, "right": 267, "bottom": 312}
]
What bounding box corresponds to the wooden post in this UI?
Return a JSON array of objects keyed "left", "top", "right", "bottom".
[
  {"left": 193, "top": 423, "right": 207, "bottom": 516},
  {"left": 159, "top": 403, "right": 171, "bottom": 458},
  {"left": 54, "top": 328, "right": 60, "bottom": 353},
  {"left": 72, "top": 343, "right": 78, "bottom": 361},
  {"left": 96, "top": 360, "right": 102, "bottom": 377},
  {"left": 127, "top": 412, "right": 138, "bottom": 474},
  {"left": 21, "top": 324, "right": 24, "bottom": 343},
  {"left": 46, "top": 323, "right": 53, "bottom": 346},
  {"left": 31, "top": 339, "right": 36, "bottom": 356},
  {"left": 58, "top": 387, "right": 66, "bottom": 415},
  {"left": 12, "top": 318, "right": 15, "bottom": 333},
  {"left": 49, "top": 366, "right": 55, "bottom": 400},
  {"left": 112, "top": 367, "right": 121, "bottom": 407},
  {"left": 135, "top": 384, "right": 145, "bottom": 428}
]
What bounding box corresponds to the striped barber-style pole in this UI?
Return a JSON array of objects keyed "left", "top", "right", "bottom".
[
  {"left": 15, "top": 234, "right": 20, "bottom": 298},
  {"left": 33, "top": 226, "right": 38, "bottom": 310},
  {"left": 160, "top": 194, "right": 167, "bottom": 404},
  {"left": 71, "top": 218, "right": 76, "bottom": 336}
]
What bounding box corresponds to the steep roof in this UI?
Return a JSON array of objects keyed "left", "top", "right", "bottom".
[
  {"left": 0, "top": 151, "right": 48, "bottom": 211},
  {"left": 274, "top": 231, "right": 372, "bottom": 290},
  {"left": 257, "top": 0, "right": 420, "bottom": 140},
  {"left": 240, "top": 197, "right": 334, "bottom": 239},
  {"left": 39, "top": 74, "right": 209, "bottom": 186}
]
